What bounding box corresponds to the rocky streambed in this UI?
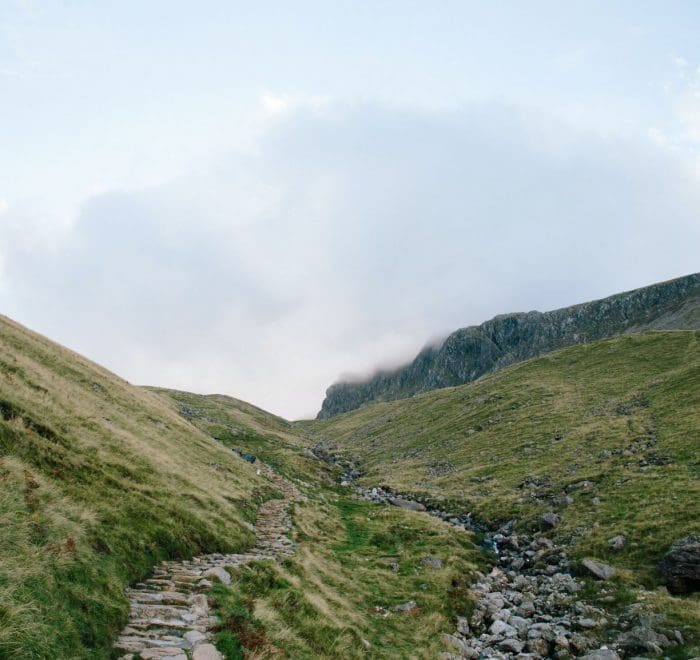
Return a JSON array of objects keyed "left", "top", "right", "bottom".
[{"left": 353, "top": 485, "right": 687, "bottom": 659}]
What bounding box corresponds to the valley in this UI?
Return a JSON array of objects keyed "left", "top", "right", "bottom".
[{"left": 0, "top": 280, "right": 698, "bottom": 658}]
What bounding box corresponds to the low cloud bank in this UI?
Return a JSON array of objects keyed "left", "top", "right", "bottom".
[{"left": 2, "top": 101, "right": 698, "bottom": 418}]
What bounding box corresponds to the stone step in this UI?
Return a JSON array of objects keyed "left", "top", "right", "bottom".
[
  {"left": 127, "top": 590, "right": 191, "bottom": 605},
  {"left": 116, "top": 634, "right": 188, "bottom": 650},
  {"left": 113, "top": 466, "right": 302, "bottom": 658}
]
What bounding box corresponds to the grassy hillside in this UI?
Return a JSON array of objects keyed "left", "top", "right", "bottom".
[
  {"left": 150, "top": 389, "right": 326, "bottom": 483},
  {"left": 152, "top": 390, "right": 486, "bottom": 658},
  {"left": 304, "top": 331, "right": 700, "bottom": 632},
  {"left": 0, "top": 316, "right": 273, "bottom": 659},
  {"left": 3, "top": 313, "right": 697, "bottom": 657},
  {"left": 0, "top": 319, "right": 484, "bottom": 659}
]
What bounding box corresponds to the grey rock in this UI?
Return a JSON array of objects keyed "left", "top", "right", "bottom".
[
  {"left": 541, "top": 512, "right": 560, "bottom": 529},
  {"left": 183, "top": 631, "right": 207, "bottom": 647},
  {"left": 509, "top": 615, "right": 529, "bottom": 632},
  {"left": 499, "top": 638, "right": 525, "bottom": 653},
  {"left": 442, "top": 633, "right": 473, "bottom": 655},
  {"left": 608, "top": 535, "right": 626, "bottom": 551},
  {"left": 301, "top": 447, "right": 319, "bottom": 460},
  {"left": 490, "top": 620, "right": 517, "bottom": 638},
  {"left": 617, "top": 626, "right": 671, "bottom": 654},
  {"left": 581, "top": 559, "right": 616, "bottom": 580},
  {"left": 480, "top": 592, "right": 506, "bottom": 612},
  {"left": 203, "top": 567, "right": 231, "bottom": 585},
  {"left": 518, "top": 600, "right": 535, "bottom": 617},
  {"left": 579, "top": 650, "right": 621, "bottom": 660},
  {"left": 527, "top": 638, "right": 550, "bottom": 656},
  {"left": 192, "top": 644, "right": 224, "bottom": 660},
  {"left": 393, "top": 600, "right": 418, "bottom": 612},
  {"left": 657, "top": 535, "right": 700, "bottom": 593},
  {"left": 388, "top": 497, "right": 426, "bottom": 512}
]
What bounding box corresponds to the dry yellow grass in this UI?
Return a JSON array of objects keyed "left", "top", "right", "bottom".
[{"left": 0, "top": 314, "right": 270, "bottom": 658}]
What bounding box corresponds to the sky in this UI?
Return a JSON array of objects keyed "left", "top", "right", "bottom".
[{"left": 1, "top": 1, "right": 699, "bottom": 419}]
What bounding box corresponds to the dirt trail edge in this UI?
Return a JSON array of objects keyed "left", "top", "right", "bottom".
[{"left": 115, "top": 464, "right": 304, "bottom": 660}]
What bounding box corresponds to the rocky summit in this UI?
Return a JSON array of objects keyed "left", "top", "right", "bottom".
[{"left": 318, "top": 272, "right": 700, "bottom": 418}]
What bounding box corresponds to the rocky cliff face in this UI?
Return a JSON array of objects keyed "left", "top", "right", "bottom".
[{"left": 318, "top": 273, "right": 700, "bottom": 418}]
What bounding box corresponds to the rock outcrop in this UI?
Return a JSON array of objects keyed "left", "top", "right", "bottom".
[
  {"left": 658, "top": 536, "right": 700, "bottom": 594},
  {"left": 318, "top": 273, "right": 700, "bottom": 418}
]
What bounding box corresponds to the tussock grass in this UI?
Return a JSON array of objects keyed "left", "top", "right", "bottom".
[
  {"left": 212, "top": 496, "right": 482, "bottom": 659},
  {"left": 0, "top": 315, "right": 270, "bottom": 658}
]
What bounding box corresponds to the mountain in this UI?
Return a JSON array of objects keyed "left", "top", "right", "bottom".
[
  {"left": 2, "top": 309, "right": 698, "bottom": 657},
  {"left": 318, "top": 272, "right": 700, "bottom": 418}
]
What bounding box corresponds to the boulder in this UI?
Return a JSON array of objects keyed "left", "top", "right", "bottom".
[
  {"left": 490, "top": 619, "right": 517, "bottom": 638},
  {"left": 579, "top": 650, "right": 620, "bottom": 660},
  {"left": 540, "top": 512, "right": 560, "bottom": 529},
  {"left": 456, "top": 616, "right": 470, "bottom": 635},
  {"left": 388, "top": 497, "right": 426, "bottom": 512},
  {"left": 657, "top": 535, "right": 700, "bottom": 593},
  {"left": 608, "top": 535, "right": 626, "bottom": 551},
  {"left": 527, "top": 638, "right": 550, "bottom": 656},
  {"left": 617, "top": 626, "right": 671, "bottom": 654},
  {"left": 581, "top": 559, "right": 616, "bottom": 580},
  {"left": 499, "top": 638, "right": 524, "bottom": 653},
  {"left": 442, "top": 633, "right": 473, "bottom": 655}
]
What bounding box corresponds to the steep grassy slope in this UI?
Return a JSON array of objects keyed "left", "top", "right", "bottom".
[
  {"left": 306, "top": 332, "right": 700, "bottom": 598},
  {"left": 150, "top": 389, "right": 323, "bottom": 482},
  {"left": 319, "top": 272, "right": 700, "bottom": 418},
  {"left": 0, "top": 316, "right": 272, "bottom": 659}
]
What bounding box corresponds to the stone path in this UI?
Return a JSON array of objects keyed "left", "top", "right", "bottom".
[{"left": 115, "top": 464, "right": 303, "bottom": 660}]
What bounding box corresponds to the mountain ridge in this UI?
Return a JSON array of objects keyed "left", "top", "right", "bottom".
[{"left": 318, "top": 272, "right": 700, "bottom": 418}]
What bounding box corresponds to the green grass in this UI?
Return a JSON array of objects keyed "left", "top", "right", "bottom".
[
  {"left": 151, "top": 389, "right": 331, "bottom": 483},
  {"left": 303, "top": 331, "right": 700, "bottom": 641},
  {"left": 0, "top": 315, "right": 271, "bottom": 658},
  {"left": 211, "top": 495, "right": 482, "bottom": 659}
]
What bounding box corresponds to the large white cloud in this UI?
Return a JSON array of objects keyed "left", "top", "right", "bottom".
[{"left": 1, "top": 100, "right": 699, "bottom": 418}]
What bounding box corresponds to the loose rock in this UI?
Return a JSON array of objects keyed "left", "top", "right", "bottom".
[
  {"left": 582, "top": 559, "right": 616, "bottom": 580},
  {"left": 388, "top": 497, "right": 426, "bottom": 511}
]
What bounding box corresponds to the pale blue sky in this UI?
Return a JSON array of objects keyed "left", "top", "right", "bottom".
[{"left": 1, "top": 2, "right": 699, "bottom": 417}]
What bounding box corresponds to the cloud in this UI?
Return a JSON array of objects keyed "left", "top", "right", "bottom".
[
  {"left": 1, "top": 100, "right": 699, "bottom": 418},
  {"left": 261, "top": 92, "right": 331, "bottom": 118}
]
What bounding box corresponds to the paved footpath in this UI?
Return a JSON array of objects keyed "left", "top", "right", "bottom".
[{"left": 115, "top": 464, "right": 303, "bottom": 660}]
